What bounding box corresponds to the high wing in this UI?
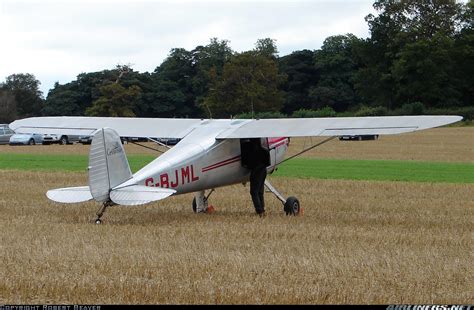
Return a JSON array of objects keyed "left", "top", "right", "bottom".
[
  {"left": 9, "top": 116, "right": 203, "bottom": 138},
  {"left": 9, "top": 115, "right": 462, "bottom": 139},
  {"left": 216, "top": 115, "right": 462, "bottom": 138}
]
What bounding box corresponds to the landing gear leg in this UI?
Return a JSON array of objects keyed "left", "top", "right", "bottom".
[
  {"left": 193, "top": 191, "right": 207, "bottom": 213},
  {"left": 192, "top": 189, "right": 215, "bottom": 213},
  {"left": 264, "top": 180, "right": 301, "bottom": 216},
  {"left": 95, "top": 200, "right": 113, "bottom": 224}
]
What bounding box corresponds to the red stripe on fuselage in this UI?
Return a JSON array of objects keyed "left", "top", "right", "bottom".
[
  {"left": 202, "top": 155, "right": 241, "bottom": 172},
  {"left": 201, "top": 138, "right": 288, "bottom": 174},
  {"left": 269, "top": 137, "right": 288, "bottom": 149}
]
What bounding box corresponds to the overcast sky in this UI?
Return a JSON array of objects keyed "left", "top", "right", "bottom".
[{"left": 0, "top": 0, "right": 376, "bottom": 95}]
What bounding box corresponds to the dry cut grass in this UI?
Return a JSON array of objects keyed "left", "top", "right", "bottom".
[{"left": 0, "top": 170, "right": 472, "bottom": 304}]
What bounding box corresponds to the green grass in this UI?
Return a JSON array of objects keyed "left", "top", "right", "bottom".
[
  {"left": 273, "top": 158, "right": 474, "bottom": 184},
  {"left": 1, "top": 153, "right": 473, "bottom": 184},
  {"left": 0, "top": 153, "right": 155, "bottom": 173}
]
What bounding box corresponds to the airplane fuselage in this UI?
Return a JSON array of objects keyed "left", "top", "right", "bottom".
[{"left": 120, "top": 120, "right": 289, "bottom": 195}]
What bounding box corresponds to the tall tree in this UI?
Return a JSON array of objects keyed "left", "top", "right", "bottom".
[
  {"left": 191, "top": 38, "right": 234, "bottom": 112},
  {"left": 0, "top": 89, "right": 17, "bottom": 123},
  {"left": 85, "top": 82, "right": 141, "bottom": 117},
  {"left": 254, "top": 38, "right": 279, "bottom": 59},
  {"left": 402, "top": 0, "right": 464, "bottom": 38},
  {"left": 43, "top": 65, "right": 154, "bottom": 117},
  {"left": 310, "top": 34, "right": 360, "bottom": 112},
  {"left": 42, "top": 82, "right": 83, "bottom": 116},
  {"left": 392, "top": 34, "right": 460, "bottom": 108},
  {"left": 357, "top": 0, "right": 467, "bottom": 110},
  {"left": 204, "top": 51, "right": 285, "bottom": 118},
  {"left": 2, "top": 73, "right": 43, "bottom": 118},
  {"left": 452, "top": 0, "right": 474, "bottom": 107},
  {"left": 278, "top": 50, "right": 319, "bottom": 114},
  {"left": 149, "top": 48, "right": 199, "bottom": 117}
]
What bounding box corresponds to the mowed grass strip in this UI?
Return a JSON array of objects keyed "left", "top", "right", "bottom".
[
  {"left": 275, "top": 158, "right": 474, "bottom": 183},
  {"left": 0, "top": 153, "right": 154, "bottom": 173},
  {"left": 1, "top": 153, "right": 473, "bottom": 184}
]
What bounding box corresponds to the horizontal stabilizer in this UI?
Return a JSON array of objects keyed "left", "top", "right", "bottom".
[
  {"left": 46, "top": 186, "right": 93, "bottom": 203},
  {"left": 110, "top": 185, "right": 176, "bottom": 206}
]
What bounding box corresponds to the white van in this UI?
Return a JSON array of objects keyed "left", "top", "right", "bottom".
[{"left": 0, "top": 124, "right": 15, "bottom": 144}]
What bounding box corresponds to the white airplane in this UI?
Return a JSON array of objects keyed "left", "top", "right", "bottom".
[{"left": 9, "top": 115, "right": 461, "bottom": 223}]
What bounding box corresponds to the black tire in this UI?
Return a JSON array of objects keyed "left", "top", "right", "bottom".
[
  {"left": 192, "top": 197, "right": 208, "bottom": 213},
  {"left": 60, "top": 136, "right": 68, "bottom": 145},
  {"left": 284, "top": 196, "right": 300, "bottom": 216},
  {"left": 28, "top": 139, "right": 35, "bottom": 145}
]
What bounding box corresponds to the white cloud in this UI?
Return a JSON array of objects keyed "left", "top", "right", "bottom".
[{"left": 0, "top": 0, "right": 375, "bottom": 95}]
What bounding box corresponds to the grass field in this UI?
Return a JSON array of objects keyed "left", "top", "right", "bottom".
[
  {"left": 0, "top": 127, "right": 473, "bottom": 304},
  {"left": 1, "top": 153, "right": 473, "bottom": 184}
]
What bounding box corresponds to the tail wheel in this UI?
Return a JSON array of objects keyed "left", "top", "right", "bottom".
[
  {"left": 284, "top": 196, "right": 300, "bottom": 215},
  {"left": 60, "top": 136, "right": 68, "bottom": 145}
]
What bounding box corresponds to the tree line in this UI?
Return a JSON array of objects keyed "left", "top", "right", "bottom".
[{"left": 1, "top": 0, "right": 472, "bottom": 123}]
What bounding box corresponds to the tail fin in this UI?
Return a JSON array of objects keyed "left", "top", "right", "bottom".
[
  {"left": 88, "top": 128, "right": 132, "bottom": 202},
  {"left": 47, "top": 128, "right": 175, "bottom": 206}
]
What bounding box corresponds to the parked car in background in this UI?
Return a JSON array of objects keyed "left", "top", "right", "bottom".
[
  {"left": 79, "top": 135, "right": 131, "bottom": 145},
  {"left": 79, "top": 136, "right": 140, "bottom": 145},
  {"left": 338, "top": 135, "right": 379, "bottom": 141},
  {"left": 123, "top": 137, "right": 148, "bottom": 143},
  {"left": 157, "top": 138, "right": 181, "bottom": 145},
  {"left": 0, "top": 124, "right": 15, "bottom": 145},
  {"left": 78, "top": 135, "right": 92, "bottom": 145},
  {"left": 9, "top": 133, "right": 43, "bottom": 145},
  {"left": 78, "top": 136, "right": 181, "bottom": 146},
  {"left": 43, "top": 133, "right": 80, "bottom": 145}
]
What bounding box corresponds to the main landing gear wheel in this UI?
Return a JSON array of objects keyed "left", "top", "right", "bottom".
[
  {"left": 192, "top": 197, "right": 208, "bottom": 213},
  {"left": 192, "top": 189, "right": 215, "bottom": 213},
  {"left": 284, "top": 196, "right": 300, "bottom": 216},
  {"left": 264, "top": 180, "right": 302, "bottom": 216}
]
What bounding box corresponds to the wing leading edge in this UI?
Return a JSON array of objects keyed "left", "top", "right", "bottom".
[
  {"left": 9, "top": 116, "right": 204, "bottom": 139},
  {"left": 10, "top": 115, "right": 462, "bottom": 140},
  {"left": 215, "top": 115, "right": 462, "bottom": 139}
]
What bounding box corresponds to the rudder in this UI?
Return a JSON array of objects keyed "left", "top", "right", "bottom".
[{"left": 88, "top": 128, "right": 132, "bottom": 202}]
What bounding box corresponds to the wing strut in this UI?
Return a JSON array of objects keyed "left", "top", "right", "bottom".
[
  {"left": 147, "top": 137, "right": 172, "bottom": 149},
  {"left": 280, "top": 136, "right": 336, "bottom": 165},
  {"left": 127, "top": 137, "right": 174, "bottom": 154},
  {"left": 129, "top": 140, "right": 166, "bottom": 153}
]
